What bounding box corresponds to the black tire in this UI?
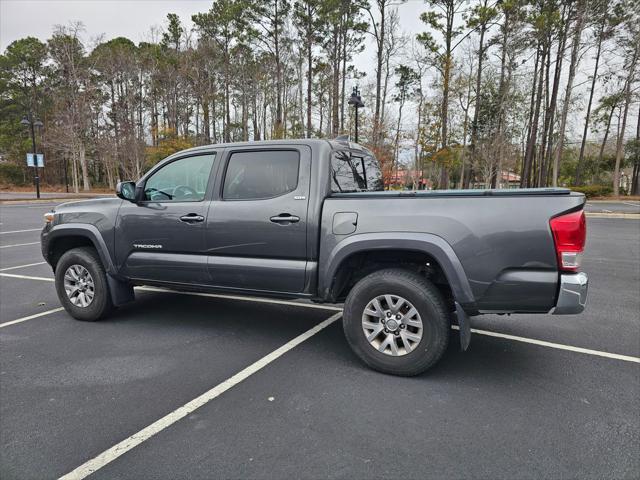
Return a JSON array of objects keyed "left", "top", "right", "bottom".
[
  {"left": 55, "top": 247, "right": 113, "bottom": 321},
  {"left": 343, "top": 268, "right": 450, "bottom": 376}
]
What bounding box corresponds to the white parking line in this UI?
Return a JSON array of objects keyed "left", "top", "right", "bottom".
[
  {"left": 0, "top": 228, "right": 42, "bottom": 235},
  {"left": 58, "top": 311, "right": 342, "bottom": 480},
  {"left": 622, "top": 202, "right": 640, "bottom": 207},
  {"left": 0, "top": 262, "right": 47, "bottom": 271},
  {"left": 0, "top": 307, "right": 64, "bottom": 328},
  {"left": 452, "top": 325, "right": 640, "bottom": 363},
  {"left": 0, "top": 272, "right": 54, "bottom": 282},
  {"left": 1, "top": 271, "right": 638, "bottom": 364},
  {"left": 0, "top": 241, "right": 40, "bottom": 249},
  {"left": 0, "top": 274, "right": 340, "bottom": 312}
]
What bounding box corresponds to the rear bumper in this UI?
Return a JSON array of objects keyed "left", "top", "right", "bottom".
[{"left": 552, "top": 272, "right": 588, "bottom": 315}]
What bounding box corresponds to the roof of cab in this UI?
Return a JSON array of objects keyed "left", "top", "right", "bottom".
[{"left": 169, "top": 138, "right": 371, "bottom": 157}]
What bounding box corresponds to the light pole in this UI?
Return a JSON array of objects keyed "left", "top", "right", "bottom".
[
  {"left": 348, "top": 86, "right": 364, "bottom": 143},
  {"left": 20, "top": 115, "right": 44, "bottom": 199}
]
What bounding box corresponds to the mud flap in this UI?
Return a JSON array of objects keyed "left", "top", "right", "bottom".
[
  {"left": 107, "top": 274, "right": 135, "bottom": 306},
  {"left": 455, "top": 301, "right": 471, "bottom": 351}
]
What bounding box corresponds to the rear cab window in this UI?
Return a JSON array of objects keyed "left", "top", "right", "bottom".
[{"left": 331, "top": 149, "right": 383, "bottom": 193}]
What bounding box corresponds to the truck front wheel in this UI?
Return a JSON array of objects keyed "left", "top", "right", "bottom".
[
  {"left": 55, "top": 247, "right": 113, "bottom": 321},
  {"left": 343, "top": 268, "right": 450, "bottom": 376}
]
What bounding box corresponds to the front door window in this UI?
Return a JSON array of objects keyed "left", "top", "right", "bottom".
[{"left": 144, "top": 154, "right": 215, "bottom": 202}]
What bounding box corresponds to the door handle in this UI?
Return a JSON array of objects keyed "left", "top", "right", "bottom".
[
  {"left": 270, "top": 214, "right": 300, "bottom": 224},
  {"left": 180, "top": 214, "right": 204, "bottom": 223}
]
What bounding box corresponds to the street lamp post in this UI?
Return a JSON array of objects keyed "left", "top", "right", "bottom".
[
  {"left": 348, "top": 86, "right": 364, "bottom": 143},
  {"left": 20, "top": 115, "right": 43, "bottom": 199}
]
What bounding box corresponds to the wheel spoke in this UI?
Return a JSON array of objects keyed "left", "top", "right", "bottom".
[
  {"left": 378, "top": 334, "right": 393, "bottom": 353},
  {"left": 365, "top": 324, "right": 384, "bottom": 341},
  {"left": 66, "top": 286, "right": 80, "bottom": 297},
  {"left": 404, "top": 318, "right": 422, "bottom": 328},
  {"left": 400, "top": 333, "right": 414, "bottom": 353},
  {"left": 364, "top": 305, "right": 382, "bottom": 318},
  {"left": 388, "top": 337, "right": 399, "bottom": 355},
  {"left": 384, "top": 295, "right": 398, "bottom": 313},
  {"left": 401, "top": 331, "right": 421, "bottom": 343},
  {"left": 405, "top": 307, "right": 417, "bottom": 319},
  {"left": 74, "top": 265, "right": 84, "bottom": 279}
]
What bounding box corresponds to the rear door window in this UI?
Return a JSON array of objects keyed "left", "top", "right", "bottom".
[{"left": 223, "top": 150, "right": 300, "bottom": 200}]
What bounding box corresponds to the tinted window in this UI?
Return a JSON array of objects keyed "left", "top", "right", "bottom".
[
  {"left": 331, "top": 150, "right": 383, "bottom": 193},
  {"left": 223, "top": 150, "right": 299, "bottom": 200},
  {"left": 144, "top": 154, "right": 215, "bottom": 202}
]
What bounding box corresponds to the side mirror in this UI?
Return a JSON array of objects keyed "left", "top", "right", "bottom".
[{"left": 116, "top": 181, "right": 137, "bottom": 202}]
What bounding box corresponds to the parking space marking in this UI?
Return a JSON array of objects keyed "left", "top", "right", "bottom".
[
  {"left": 0, "top": 241, "right": 40, "bottom": 249},
  {"left": 0, "top": 307, "right": 64, "bottom": 328},
  {"left": 452, "top": 325, "right": 640, "bottom": 363},
  {"left": 622, "top": 202, "right": 640, "bottom": 207},
  {"left": 0, "top": 272, "right": 54, "bottom": 282},
  {"left": 1, "top": 271, "right": 638, "bottom": 363},
  {"left": 0, "top": 274, "right": 340, "bottom": 311},
  {"left": 0, "top": 262, "right": 47, "bottom": 271},
  {"left": 58, "top": 311, "right": 343, "bottom": 480},
  {"left": 0, "top": 228, "right": 42, "bottom": 234},
  {"left": 0, "top": 262, "right": 47, "bottom": 272}
]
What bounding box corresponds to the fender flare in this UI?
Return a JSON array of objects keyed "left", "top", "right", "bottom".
[
  {"left": 319, "top": 232, "right": 476, "bottom": 308},
  {"left": 46, "top": 223, "right": 116, "bottom": 275},
  {"left": 46, "top": 224, "right": 134, "bottom": 306}
]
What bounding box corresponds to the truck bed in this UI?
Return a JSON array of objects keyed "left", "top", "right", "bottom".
[
  {"left": 318, "top": 189, "right": 585, "bottom": 314},
  {"left": 331, "top": 187, "right": 573, "bottom": 198}
]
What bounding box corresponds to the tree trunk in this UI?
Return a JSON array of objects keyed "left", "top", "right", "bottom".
[
  {"left": 306, "top": 4, "right": 313, "bottom": 138},
  {"left": 553, "top": 0, "right": 586, "bottom": 187},
  {"left": 340, "top": 15, "right": 347, "bottom": 133},
  {"left": 469, "top": 20, "right": 487, "bottom": 186},
  {"left": 632, "top": 112, "right": 640, "bottom": 195},
  {"left": 393, "top": 96, "right": 404, "bottom": 184},
  {"left": 274, "top": 0, "right": 284, "bottom": 138},
  {"left": 541, "top": 12, "right": 568, "bottom": 186},
  {"left": 373, "top": 0, "right": 386, "bottom": 147},
  {"left": 78, "top": 142, "right": 90, "bottom": 191},
  {"left": 522, "top": 44, "right": 546, "bottom": 188},
  {"left": 575, "top": 14, "right": 605, "bottom": 185},
  {"left": 613, "top": 42, "right": 639, "bottom": 196}
]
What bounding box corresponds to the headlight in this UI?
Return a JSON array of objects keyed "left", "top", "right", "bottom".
[{"left": 44, "top": 212, "right": 55, "bottom": 224}]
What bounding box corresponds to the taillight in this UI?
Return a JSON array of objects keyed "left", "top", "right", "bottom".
[{"left": 550, "top": 210, "right": 586, "bottom": 272}]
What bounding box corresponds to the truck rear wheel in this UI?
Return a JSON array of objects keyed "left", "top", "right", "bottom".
[
  {"left": 55, "top": 247, "right": 113, "bottom": 322},
  {"left": 343, "top": 268, "right": 450, "bottom": 376}
]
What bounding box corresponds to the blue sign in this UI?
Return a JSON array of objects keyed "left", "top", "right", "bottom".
[{"left": 26, "top": 153, "right": 44, "bottom": 167}]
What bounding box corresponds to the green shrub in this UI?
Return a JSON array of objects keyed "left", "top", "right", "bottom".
[
  {"left": 0, "top": 163, "right": 27, "bottom": 186},
  {"left": 569, "top": 185, "right": 613, "bottom": 198}
]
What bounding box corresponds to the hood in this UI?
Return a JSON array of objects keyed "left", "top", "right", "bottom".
[{"left": 53, "top": 196, "right": 122, "bottom": 213}]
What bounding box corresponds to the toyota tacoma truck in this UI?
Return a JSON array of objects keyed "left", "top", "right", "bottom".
[{"left": 41, "top": 139, "right": 588, "bottom": 376}]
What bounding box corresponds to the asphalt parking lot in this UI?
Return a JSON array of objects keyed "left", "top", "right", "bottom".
[
  {"left": 1, "top": 201, "right": 639, "bottom": 480},
  {"left": 585, "top": 200, "right": 640, "bottom": 215}
]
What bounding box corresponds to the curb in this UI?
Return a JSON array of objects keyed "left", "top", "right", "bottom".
[{"left": 585, "top": 213, "right": 640, "bottom": 219}]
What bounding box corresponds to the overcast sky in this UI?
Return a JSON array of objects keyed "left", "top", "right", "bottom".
[
  {"left": 1, "top": 0, "right": 636, "bottom": 141},
  {"left": 1, "top": 0, "right": 428, "bottom": 80}
]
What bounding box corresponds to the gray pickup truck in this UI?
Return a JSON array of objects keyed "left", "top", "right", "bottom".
[{"left": 41, "top": 139, "right": 588, "bottom": 375}]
